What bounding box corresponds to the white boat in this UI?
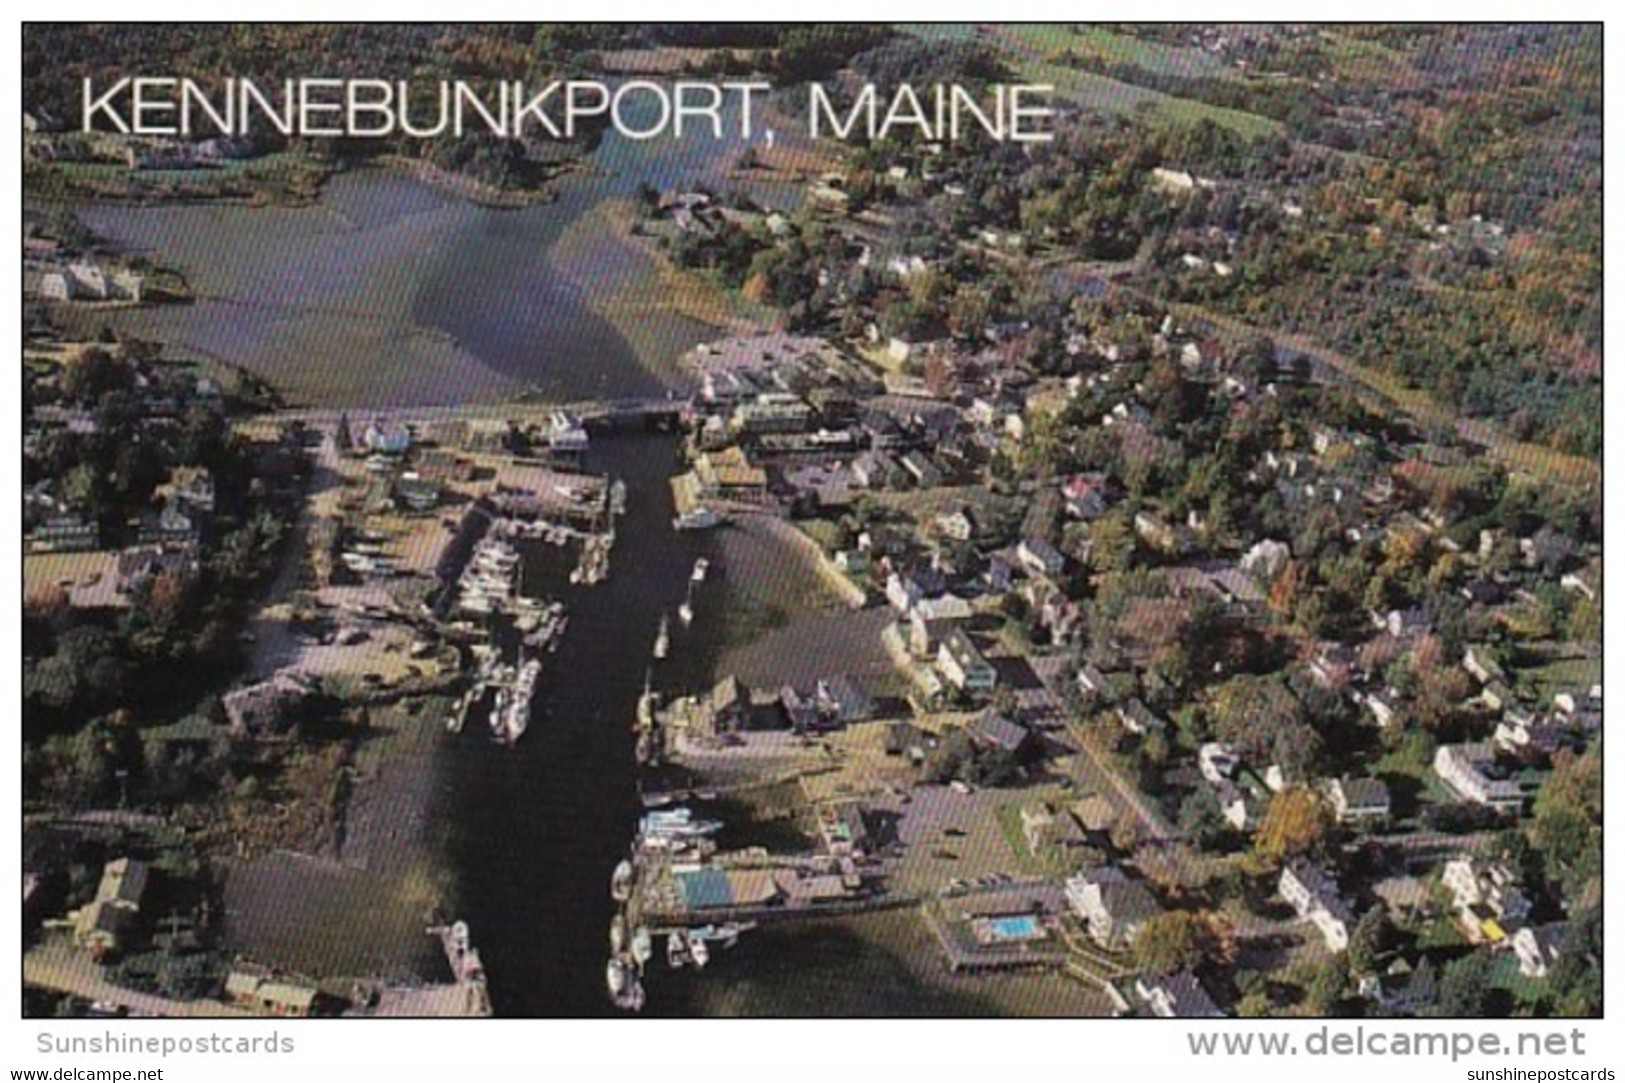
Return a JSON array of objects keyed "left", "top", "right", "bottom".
[
  {"left": 636, "top": 672, "right": 658, "bottom": 729},
  {"left": 610, "top": 859, "right": 634, "bottom": 903},
  {"left": 666, "top": 929, "right": 691, "bottom": 970},
  {"left": 690, "top": 922, "right": 751, "bottom": 949},
  {"left": 674, "top": 507, "right": 721, "bottom": 531},
  {"left": 691, "top": 558, "right": 709, "bottom": 583},
  {"left": 677, "top": 600, "right": 694, "bottom": 627},
  {"left": 653, "top": 615, "right": 670, "bottom": 660},
  {"left": 689, "top": 935, "right": 710, "bottom": 969},
  {"left": 610, "top": 913, "right": 627, "bottom": 954},
  {"left": 631, "top": 926, "right": 653, "bottom": 966},
  {"left": 606, "top": 955, "right": 633, "bottom": 998}
]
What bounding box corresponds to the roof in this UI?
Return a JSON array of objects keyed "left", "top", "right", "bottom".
[
  {"left": 676, "top": 868, "right": 733, "bottom": 910},
  {"left": 1335, "top": 777, "right": 1391, "bottom": 808},
  {"left": 972, "top": 711, "right": 1029, "bottom": 753},
  {"left": 97, "top": 857, "right": 148, "bottom": 908}
]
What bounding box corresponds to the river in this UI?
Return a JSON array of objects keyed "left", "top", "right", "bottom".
[{"left": 63, "top": 109, "right": 1098, "bottom": 1016}]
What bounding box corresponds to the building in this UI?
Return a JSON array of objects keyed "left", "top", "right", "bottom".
[
  {"left": 361, "top": 420, "right": 412, "bottom": 455},
  {"left": 1327, "top": 777, "right": 1392, "bottom": 827},
  {"left": 28, "top": 514, "right": 100, "bottom": 553},
  {"left": 815, "top": 675, "right": 875, "bottom": 726},
  {"left": 70, "top": 857, "right": 149, "bottom": 960},
  {"left": 815, "top": 802, "right": 871, "bottom": 860},
  {"left": 222, "top": 672, "right": 312, "bottom": 741},
  {"left": 224, "top": 968, "right": 320, "bottom": 1017},
  {"left": 1066, "top": 867, "right": 1161, "bottom": 949},
  {"left": 1513, "top": 923, "right": 1568, "bottom": 979},
  {"left": 1016, "top": 536, "right": 1065, "bottom": 578},
  {"left": 1136, "top": 971, "right": 1223, "bottom": 1018},
  {"left": 1279, "top": 858, "right": 1353, "bottom": 953},
  {"left": 1442, "top": 857, "right": 1530, "bottom": 944},
  {"left": 936, "top": 629, "right": 996, "bottom": 694},
  {"left": 1433, "top": 743, "right": 1525, "bottom": 811},
  {"left": 970, "top": 711, "right": 1030, "bottom": 756},
  {"left": 693, "top": 447, "right": 768, "bottom": 504},
  {"left": 40, "top": 261, "right": 145, "bottom": 302}
]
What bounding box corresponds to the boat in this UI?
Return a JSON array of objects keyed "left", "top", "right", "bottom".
[
  {"left": 653, "top": 615, "right": 670, "bottom": 660},
  {"left": 689, "top": 935, "right": 710, "bottom": 969},
  {"left": 691, "top": 558, "right": 709, "bottom": 583},
  {"left": 610, "top": 913, "right": 627, "bottom": 954},
  {"left": 630, "top": 925, "right": 653, "bottom": 966},
  {"left": 690, "top": 922, "right": 753, "bottom": 949},
  {"left": 636, "top": 672, "right": 658, "bottom": 729},
  {"left": 610, "top": 478, "right": 627, "bottom": 516},
  {"left": 674, "top": 507, "right": 721, "bottom": 531},
  {"left": 610, "top": 859, "right": 634, "bottom": 903},
  {"left": 677, "top": 600, "right": 694, "bottom": 627},
  {"left": 635, "top": 729, "right": 654, "bottom": 766},
  {"left": 666, "top": 928, "right": 691, "bottom": 969},
  {"left": 606, "top": 955, "right": 633, "bottom": 997}
]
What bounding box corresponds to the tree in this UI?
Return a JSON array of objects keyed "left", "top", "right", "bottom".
[
  {"left": 1131, "top": 910, "right": 1217, "bottom": 977},
  {"left": 1178, "top": 785, "right": 1230, "bottom": 848},
  {"left": 1347, "top": 905, "right": 1391, "bottom": 976},
  {"left": 1253, "top": 787, "right": 1331, "bottom": 865},
  {"left": 1431, "top": 950, "right": 1498, "bottom": 1017}
]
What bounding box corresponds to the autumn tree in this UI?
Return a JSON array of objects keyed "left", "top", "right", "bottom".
[
  {"left": 1132, "top": 909, "right": 1218, "bottom": 977},
  {"left": 1253, "top": 786, "right": 1332, "bottom": 865}
]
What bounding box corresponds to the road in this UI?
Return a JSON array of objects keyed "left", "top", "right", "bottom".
[
  {"left": 1057, "top": 718, "right": 1182, "bottom": 845},
  {"left": 24, "top": 941, "right": 252, "bottom": 1018}
]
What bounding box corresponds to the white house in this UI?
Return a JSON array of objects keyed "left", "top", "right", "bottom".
[
  {"left": 936, "top": 629, "right": 996, "bottom": 694},
  {"left": 1327, "top": 777, "right": 1391, "bottom": 826},
  {"left": 1433, "top": 743, "right": 1525, "bottom": 811},
  {"left": 1280, "top": 858, "right": 1353, "bottom": 953}
]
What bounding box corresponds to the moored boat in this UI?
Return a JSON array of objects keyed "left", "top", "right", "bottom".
[{"left": 610, "top": 859, "right": 635, "bottom": 903}]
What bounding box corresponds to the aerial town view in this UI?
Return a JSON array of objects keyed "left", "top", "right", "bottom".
[{"left": 20, "top": 24, "right": 1600, "bottom": 1020}]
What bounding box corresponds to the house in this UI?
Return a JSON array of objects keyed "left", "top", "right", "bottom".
[
  {"left": 1513, "top": 923, "right": 1568, "bottom": 979},
  {"left": 779, "top": 686, "right": 821, "bottom": 732},
  {"left": 1360, "top": 957, "right": 1437, "bottom": 1015},
  {"left": 1061, "top": 473, "right": 1111, "bottom": 520},
  {"left": 1136, "top": 971, "right": 1223, "bottom": 1018},
  {"left": 1493, "top": 714, "right": 1568, "bottom": 762},
  {"left": 936, "top": 629, "right": 996, "bottom": 694},
  {"left": 1327, "top": 777, "right": 1391, "bottom": 827},
  {"left": 694, "top": 447, "right": 768, "bottom": 504},
  {"left": 1442, "top": 857, "right": 1530, "bottom": 943},
  {"left": 900, "top": 450, "right": 943, "bottom": 489},
  {"left": 28, "top": 514, "right": 100, "bottom": 553},
  {"left": 1214, "top": 779, "right": 1256, "bottom": 831},
  {"left": 1279, "top": 858, "right": 1353, "bottom": 952},
  {"left": 1020, "top": 803, "right": 1090, "bottom": 858},
  {"left": 1198, "top": 742, "right": 1239, "bottom": 784},
  {"left": 851, "top": 450, "right": 902, "bottom": 490},
  {"left": 935, "top": 509, "right": 976, "bottom": 542},
  {"left": 1016, "top": 536, "right": 1065, "bottom": 578},
  {"left": 115, "top": 544, "right": 198, "bottom": 596},
  {"left": 224, "top": 968, "right": 320, "bottom": 1017},
  {"left": 362, "top": 420, "right": 412, "bottom": 455},
  {"left": 1433, "top": 743, "right": 1525, "bottom": 812},
  {"left": 222, "top": 672, "right": 313, "bottom": 741},
  {"left": 41, "top": 261, "right": 145, "bottom": 302},
  {"left": 136, "top": 504, "right": 201, "bottom": 546},
  {"left": 1115, "top": 698, "right": 1166, "bottom": 736},
  {"left": 970, "top": 711, "right": 1030, "bottom": 756},
  {"left": 814, "top": 802, "right": 871, "bottom": 860},
  {"left": 70, "top": 857, "right": 149, "bottom": 960},
  {"left": 816, "top": 675, "right": 875, "bottom": 726},
  {"left": 1065, "top": 867, "right": 1161, "bottom": 949}
]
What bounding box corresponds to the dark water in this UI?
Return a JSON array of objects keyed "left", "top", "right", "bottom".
[{"left": 438, "top": 434, "right": 728, "bottom": 1016}]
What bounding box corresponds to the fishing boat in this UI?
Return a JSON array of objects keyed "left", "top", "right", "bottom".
[
  {"left": 653, "top": 615, "right": 670, "bottom": 660},
  {"left": 630, "top": 925, "right": 653, "bottom": 967},
  {"left": 610, "top": 859, "right": 634, "bottom": 903},
  {"left": 691, "top": 557, "right": 709, "bottom": 583}
]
